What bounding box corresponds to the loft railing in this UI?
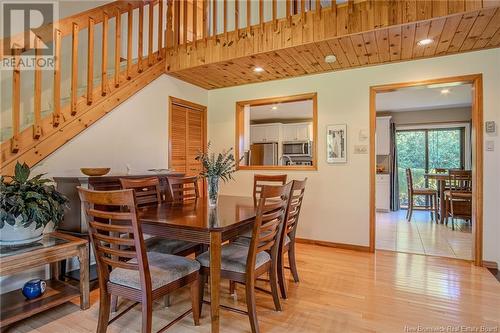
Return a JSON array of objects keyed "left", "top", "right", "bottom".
[{"left": 0, "top": 0, "right": 166, "bottom": 153}]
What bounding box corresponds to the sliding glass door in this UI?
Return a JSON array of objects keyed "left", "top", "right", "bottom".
[{"left": 396, "top": 127, "right": 465, "bottom": 207}]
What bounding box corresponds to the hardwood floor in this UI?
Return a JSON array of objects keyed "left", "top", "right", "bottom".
[
  {"left": 5, "top": 243, "right": 499, "bottom": 333},
  {"left": 376, "top": 210, "right": 473, "bottom": 260}
]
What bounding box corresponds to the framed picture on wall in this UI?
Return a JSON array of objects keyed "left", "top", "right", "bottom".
[{"left": 327, "top": 124, "right": 347, "bottom": 163}]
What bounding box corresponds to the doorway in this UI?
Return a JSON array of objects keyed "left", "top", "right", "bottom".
[{"left": 369, "top": 75, "right": 483, "bottom": 265}]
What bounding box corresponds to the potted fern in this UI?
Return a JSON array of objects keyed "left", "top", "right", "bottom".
[
  {"left": 0, "top": 162, "right": 68, "bottom": 246},
  {"left": 196, "top": 144, "right": 239, "bottom": 207}
]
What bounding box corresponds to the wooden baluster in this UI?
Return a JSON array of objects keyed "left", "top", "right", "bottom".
[
  {"left": 71, "top": 23, "right": 78, "bottom": 116},
  {"left": 87, "top": 17, "right": 95, "bottom": 105},
  {"left": 272, "top": 0, "right": 277, "bottom": 30},
  {"left": 101, "top": 12, "right": 108, "bottom": 96},
  {"left": 235, "top": 0, "right": 239, "bottom": 40},
  {"left": 316, "top": 0, "right": 321, "bottom": 17},
  {"left": 173, "top": 0, "right": 180, "bottom": 46},
  {"left": 138, "top": 4, "right": 144, "bottom": 72},
  {"left": 247, "top": 0, "right": 251, "bottom": 32},
  {"left": 286, "top": 0, "right": 292, "bottom": 25},
  {"left": 183, "top": 0, "right": 188, "bottom": 44},
  {"left": 127, "top": 4, "right": 133, "bottom": 79},
  {"left": 33, "top": 36, "right": 42, "bottom": 139},
  {"left": 158, "top": 0, "right": 164, "bottom": 58},
  {"left": 202, "top": 0, "right": 207, "bottom": 42},
  {"left": 259, "top": 0, "right": 263, "bottom": 32},
  {"left": 212, "top": 0, "right": 217, "bottom": 36},
  {"left": 193, "top": 0, "right": 197, "bottom": 45},
  {"left": 53, "top": 29, "right": 61, "bottom": 127},
  {"left": 223, "top": 0, "right": 227, "bottom": 36},
  {"left": 301, "top": 0, "right": 305, "bottom": 18},
  {"left": 148, "top": 1, "right": 154, "bottom": 65},
  {"left": 348, "top": 0, "right": 354, "bottom": 14},
  {"left": 115, "top": 8, "right": 121, "bottom": 87},
  {"left": 11, "top": 48, "right": 20, "bottom": 153},
  {"left": 166, "top": 0, "right": 173, "bottom": 48}
]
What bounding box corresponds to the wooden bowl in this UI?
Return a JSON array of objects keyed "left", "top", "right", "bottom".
[{"left": 80, "top": 168, "right": 110, "bottom": 176}]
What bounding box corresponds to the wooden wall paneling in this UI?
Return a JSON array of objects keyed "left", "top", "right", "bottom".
[
  {"left": 417, "top": 0, "right": 433, "bottom": 20},
  {"left": 33, "top": 36, "right": 42, "bottom": 140},
  {"left": 127, "top": 5, "right": 133, "bottom": 79},
  {"left": 87, "top": 17, "right": 95, "bottom": 104},
  {"left": 114, "top": 9, "right": 121, "bottom": 87},
  {"left": 412, "top": 21, "right": 431, "bottom": 58},
  {"left": 323, "top": 3, "right": 337, "bottom": 39},
  {"left": 101, "top": 12, "right": 109, "bottom": 95},
  {"left": 291, "top": 14, "right": 304, "bottom": 46},
  {"left": 53, "top": 29, "right": 62, "bottom": 127},
  {"left": 402, "top": 0, "right": 417, "bottom": 24},
  {"left": 486, "top": 21, "right": 500, "bottom": 45},
  {"left": 71, "top": 23, "right": 79, "bottom": 116},
  {"left": 448, "top": 0, "right": 466, "bottom": 14},
  {"left": 460, "top": 8, "right": 497, "bottom": 51},
  {"left": 285, "top": 47, "right": 316, "bottom": 73},
  {"left": 158, "top": 0, "right": 164, "bottom": 58},
  {"left": 138, "top": 4, "right": 145, "bottom": 71},
  {"left": 325, "top": 38, "right": 351, "bottom": 68},
  {"left": 388, "top": 0, "right": 402, "bottom": 26},
  {"left": 148, "top": 1, "right": 154, "bottom": 64},
  {"left": 434, "top": 14, "right": 463, "bottom": 54},
  {"left": 314, "top": 41, "right": 341, "bottom": 70},
  {"left": 432, "top": 0, "right": 448, "bottom": 17},
  {"left": 303, "top": 10, "right": 315, "bottom": 43},
  {"left": 447, "top": 11, "right": 480, "bottom": 53},
  {"left": 401, "top": 23, "right": 416, "bottom": 59},
  {"left": 336, "top": 5, "right": 349, "bottom": 36}
]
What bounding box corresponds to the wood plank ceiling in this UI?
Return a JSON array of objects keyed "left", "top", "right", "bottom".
[{"left": 167, "top": 7, "right": 500, "bottom": 89}]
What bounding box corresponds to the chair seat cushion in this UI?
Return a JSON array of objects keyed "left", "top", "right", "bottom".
[
  {"left": 145, "top": 237, "right": 198, "bottom": 255},
  {"left": 196, "top": 243, "right": 270, "bottom": 274},
  {"left": 109, "top": 252, "right": 200, "bottom": 290}
]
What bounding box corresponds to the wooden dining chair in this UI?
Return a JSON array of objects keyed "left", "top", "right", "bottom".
[
  {"left": 253, "top": 174, "right": 288, "bottom": 203},
  {"left": 167, "top": 176, "right": 200, "bottom": 202},
  {"left": 405, "top": 168, "right": 438, "bottom": 222},
  {"left": 434, "top": 168, "right": 448, "bottom": 173},
  {"left": 444, "top": 170, "right": 472, "bottom": 230},
  {"left": 277, "top": 178, "right": 307, "bottom": 299},
  {"left": 197, "top": 183, "right": 292, "bottom": 333},
  {"left": 77, "top": 187, "right": 200, "bottom": 333}
]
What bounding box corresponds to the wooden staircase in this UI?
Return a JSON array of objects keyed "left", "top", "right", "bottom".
[{"left": 0, "top": 1, "right": 167, "bottom": 175}]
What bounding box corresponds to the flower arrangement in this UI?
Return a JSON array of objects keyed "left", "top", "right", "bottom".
[{"left": 195, "top": 143, "right": 239, "bottom": 206}]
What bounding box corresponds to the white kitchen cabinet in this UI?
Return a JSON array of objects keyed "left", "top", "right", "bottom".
[
  {"left": 250, "top": 124, "right": 281, "bottom": 143},
  {"left": 282, "top": 123, "right": 311, "bottom": 142},
  {"left": 376, "top": 174, "right": 390, "bottom": 212},
  {"left": 376, "top": 116, "right": 391, "bottom": 155}
]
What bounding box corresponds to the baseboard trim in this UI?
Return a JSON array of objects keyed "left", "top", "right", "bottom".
[
  {"left": 295, "top": 238, "right": 370, "bottom": 252},
  {"left": 482, "top": 260, "right": 498, "bottom": 269}
]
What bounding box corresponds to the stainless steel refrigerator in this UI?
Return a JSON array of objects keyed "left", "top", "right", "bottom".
[{"left": 250, "top": 142, "right": 278, "bottom": 166}]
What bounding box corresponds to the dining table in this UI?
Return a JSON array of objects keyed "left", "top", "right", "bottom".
[
  {"left": 138, "top": 195, "right": 258, "bottom": 333},
  {"left": 424, "top": 173, "right": 449, "bottom": 224}
]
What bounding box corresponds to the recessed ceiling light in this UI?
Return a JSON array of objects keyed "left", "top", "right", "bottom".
[
  {"left": 325, "top": 54, "right": 337, "bottom": 63},
  {"left": 441, "top": 88, "right": 450, "bottom": 94},
  {"left": 417, "top": 38, "right": 433, "bottom": 46},
  {"left": 253, "top": 67, "right": 264, "bottom": 73},
  {"left": 271, "top": 106, "right": 278, "bottom": 110}
]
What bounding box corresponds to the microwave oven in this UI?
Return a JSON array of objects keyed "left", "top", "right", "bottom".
[{"left": 282, "top": 141, "right": 312, "bottom": 156}]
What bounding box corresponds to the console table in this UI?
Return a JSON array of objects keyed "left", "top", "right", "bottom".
[{"left": 0, "top": 232, "right": 89, "bottom": 328}]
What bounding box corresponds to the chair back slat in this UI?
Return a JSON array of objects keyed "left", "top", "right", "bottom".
[
  {"left": 247, "top": 183, "right": 292, "bottom": 273},
  {"left": 449, "top": 170, "right": 472, "bottom": 192},
  {"left": 284, "top": 179, "right": 307, "bottom": 238},
  {"left": 78, "top": 187, "right": 152, "bottom": 292},
  {"left": 253, "top": 174, "right": 287, "bottom": 203},
  {"left": 120, "top": 177, "right": 162, "bottom": 207},
  {"left": 405, "top": 168, "right": 414, "bottom": 196},
  {"left": 168, "top": 176, "right": 200, "bottom": 202}
]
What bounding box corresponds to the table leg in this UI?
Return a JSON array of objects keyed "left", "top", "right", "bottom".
[
  {"left": 209, "top": 232, "right": 222, "bottom": 333},
  {"left": 439, "top": 180, "right": 445, "bottom": 224},
  {"left": 50, "top": 261, "right": 60, "bottom": 280},
  {"left": 78, "top": 243, "right": 90, "bottom": 310}
]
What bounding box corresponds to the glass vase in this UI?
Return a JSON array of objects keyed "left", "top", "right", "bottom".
[{"left": 207, "top": 176, "right": 220, "bottom": 207}]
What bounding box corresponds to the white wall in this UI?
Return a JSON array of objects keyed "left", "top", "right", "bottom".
[
  {"left": 207, "top": 48, "right": 500, "bottom": 265},
  {"left": 0, "top": 74, "right": 207, "bottom": 294}
]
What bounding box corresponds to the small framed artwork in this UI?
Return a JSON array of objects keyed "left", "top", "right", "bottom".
[{"left": 327, "top": 124, "right": 347, "bottom": 163}]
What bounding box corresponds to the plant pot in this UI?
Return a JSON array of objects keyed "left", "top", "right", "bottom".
[
  {"left": 207, "top": 176, "right": 220, "bottom": 207},
  {"left": 0, "top": 217, "right": 44, "bottom": 246}
]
